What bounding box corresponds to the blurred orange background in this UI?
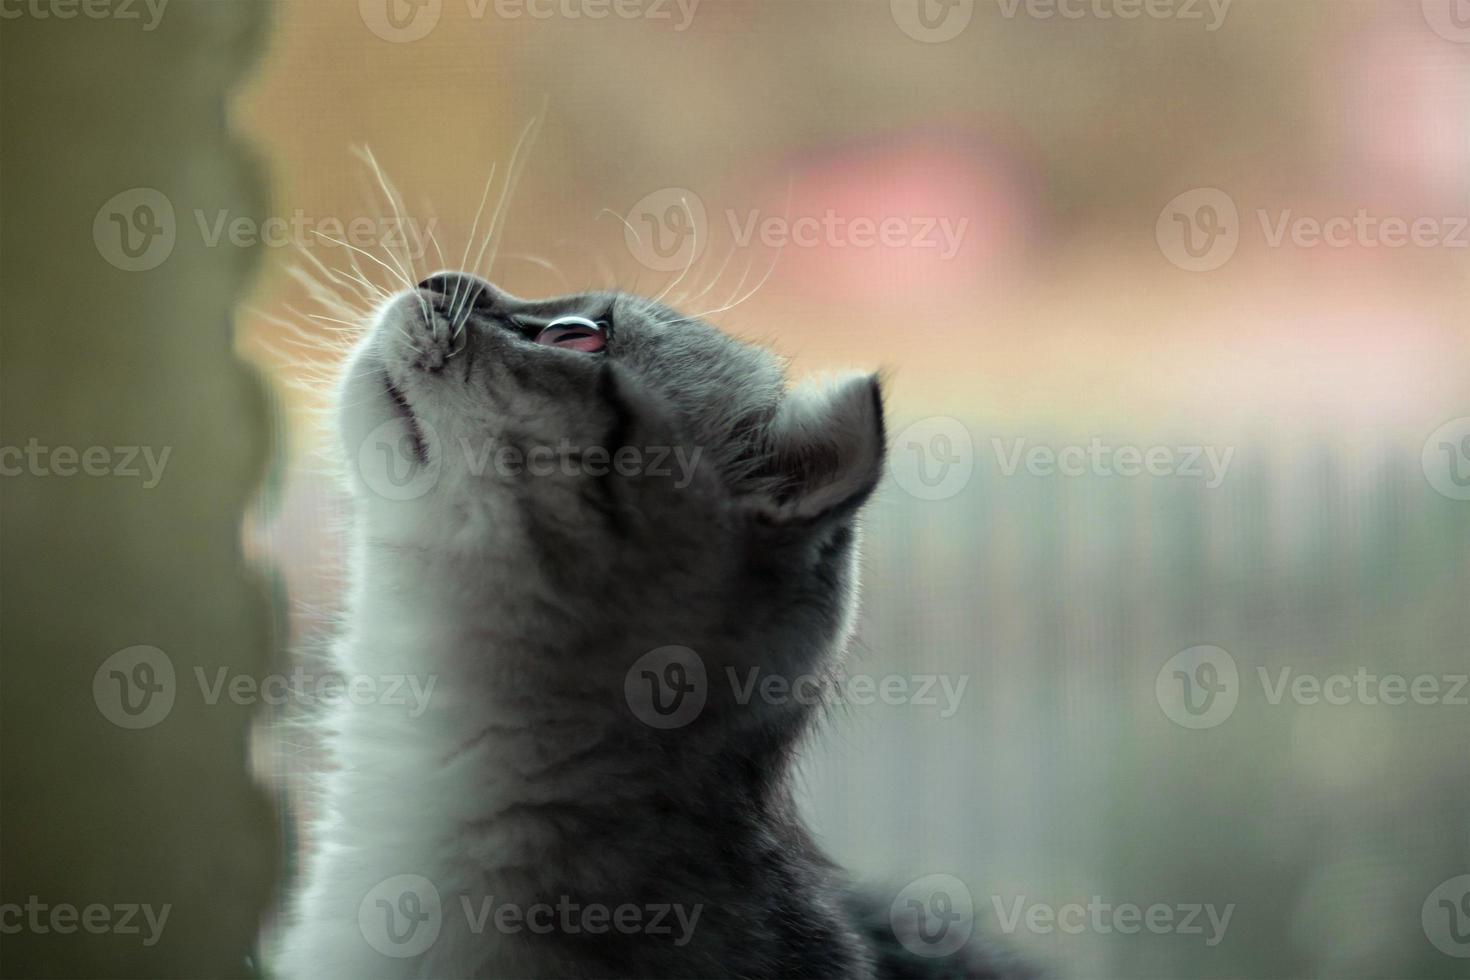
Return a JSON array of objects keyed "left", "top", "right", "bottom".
[{"left": 239, "top": 0, "right": 1470, "bottom": 434}]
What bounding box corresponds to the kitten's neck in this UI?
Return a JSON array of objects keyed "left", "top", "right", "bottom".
[
  {"left": 336, "top": 550, "right": 802, "bottom": 865},
  {"left": 332, "top": 652, "right": 797, "bottom": 911}
]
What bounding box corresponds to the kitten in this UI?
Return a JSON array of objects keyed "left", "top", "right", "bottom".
[{"left": 274, "top": 271, "right": 1023, "bottom": 979}]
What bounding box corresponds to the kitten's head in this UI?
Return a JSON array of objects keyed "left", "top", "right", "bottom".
[{"left": 339, "top": 271, "right": 885, "bottom": 742}]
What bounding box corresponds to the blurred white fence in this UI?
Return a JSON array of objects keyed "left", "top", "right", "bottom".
[{"left": 802, "top": 431, "right": 1470, "bottom": 979}]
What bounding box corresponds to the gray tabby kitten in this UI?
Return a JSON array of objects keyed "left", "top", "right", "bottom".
[{"left": 275, "top": 271, "right": 1022, "bottom": 979}]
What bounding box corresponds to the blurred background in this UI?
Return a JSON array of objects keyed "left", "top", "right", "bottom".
[{"left": 237, "top": 1, "right": 1470, "bottom": 977}]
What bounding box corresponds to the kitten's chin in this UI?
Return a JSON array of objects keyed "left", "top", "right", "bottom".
[
  {"left": 338, "top": 346, "right": 401, "bottom": 459},
  {"left": 334, "top": 343, "right": 448, "bottom": 512}
]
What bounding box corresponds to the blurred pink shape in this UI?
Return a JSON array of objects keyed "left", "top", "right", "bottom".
[
  {"left": 1337, "top": 7, "right": 1470, "bottom": 211},
  {"left": 748, "top": 130, "right": 1038, "bottom": 302}
]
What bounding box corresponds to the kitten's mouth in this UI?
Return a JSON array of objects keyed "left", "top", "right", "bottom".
[{"left": 383, "top": 373, "right": 429, "bottom": 464}]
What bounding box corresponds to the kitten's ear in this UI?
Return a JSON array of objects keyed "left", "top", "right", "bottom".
[{"left": 747, "top": 372, "right": 886, "bottom": 525}]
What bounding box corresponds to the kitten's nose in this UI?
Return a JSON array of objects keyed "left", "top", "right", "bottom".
[{"left": 417, "top": 272, "right": 497, "bottom": 312}]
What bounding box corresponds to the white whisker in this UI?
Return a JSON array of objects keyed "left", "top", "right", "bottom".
[
  {"left": 652, "top": 193, "right": 698, "bottom": 306},
  {"left": 355, "top": 145, "right": 429, "bottom": 325},
  {"left": 451, "top": 164, "right": 500, "bottom": 331},
  {"left": 310, "top": 231, "right": 414, "bottom": 290}
]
